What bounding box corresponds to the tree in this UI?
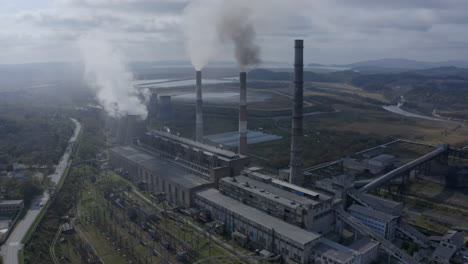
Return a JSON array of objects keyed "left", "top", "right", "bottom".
[{"left": 20, "top": 177, "right": 44, "bottom": 204}]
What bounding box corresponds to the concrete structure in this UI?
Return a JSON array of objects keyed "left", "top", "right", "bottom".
[
  {"left": 194, "top": 188, "right": 320, "bottom": 264},
  {"left": 359, "top": 143, "right": 449, "bottom": 193},
  {"left": 289, "top": 39, "right": 304, "bottom": 185},
  {"left": 195, "top": 71, "right": 203, "bottom": 142},
  {"left": 311, "top": 237, "right": 379, "bottom": 264},
  {"left": 430, "top": 230, "right": 465, "bottom": 264},
  {"left": 148, "top": 91, "right": 158, "bottom": 120},
  {"left": 158, "top": 95, "right": 173, "bottom": 121},
  {"left": 315, "top": 174, "right": 355, "bottom": 201},
  {"left": 204, "top": 130, "right": 282, "bottom": 147},
  {"left": 0, "top": 200, "right": 24, "bottom": 215},
  {"left": 348, "top": 204, "right": 398, "bottom": 241},
  {"left": 343, "top": 158, "right": 386, "bottom": 174},
  {"left": 238, "top": 71, "right": 247, "bottom": 155},
  {"left": 138, "top": 130, "right": 250, "bottom": 184},
  {"left": 125, "top": 115, "right": 147, "bottom": 145},
  {"left": 109, "top": 146, "right": 212, "bottom": 208},
  {"left": 219, "top": 171, "right": 333, "bottom": 234},
  {"left": 368, "top": 154, "right": 395, "bottom": 169}
]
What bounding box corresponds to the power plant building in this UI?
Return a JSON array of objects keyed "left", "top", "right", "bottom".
[
  {"left": 193, "top": 188, "right": 320, "bottom": 264},
  {"left": 109, "top": 145, "right": 212, "bottom": 208},
  {"left": 219, "top": 170, "right": 334, "bottom": 234},
  {"left": 138, "top": 130, "right": 250, "bottom": 184},
  {"left": 348, "top": 204, "right": 398, "bottom": 241}
]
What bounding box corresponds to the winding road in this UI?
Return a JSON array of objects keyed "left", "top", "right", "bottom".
[{"left": 0, "top": 118, "right": 81, "bottom": 264}]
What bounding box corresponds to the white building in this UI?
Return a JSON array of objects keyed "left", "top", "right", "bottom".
[
  {"left": 348, "top": 204, "right": 398, "bottom": 241},
  {"left": 311, "top": 237, "right": 379, "bottom": 264}
]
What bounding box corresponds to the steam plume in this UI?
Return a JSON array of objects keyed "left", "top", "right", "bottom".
[
  {"left": 183, "top": 0, "right": 261, "bottom": 70},
  {"left": 78, "top": 33, "right": 149, "bottom": 119}
]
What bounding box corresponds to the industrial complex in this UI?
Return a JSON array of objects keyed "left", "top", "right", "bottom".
[{"left": 105, "top": 40, "right": 468, "bottom": 264}]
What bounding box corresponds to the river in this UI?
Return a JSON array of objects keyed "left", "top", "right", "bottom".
[{"left": 382, "top": 104, "right": 445, "bottom": 122}]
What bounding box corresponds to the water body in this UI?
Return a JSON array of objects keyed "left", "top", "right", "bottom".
[
  {"left": 136, "top": 77, "right": 238, "bottom": 89},
  {"left": 382, "top": 104, "right": 444, "bottom": 122},
  {"left": 173, "top": 92, "right": 270, "bottom": 104}
]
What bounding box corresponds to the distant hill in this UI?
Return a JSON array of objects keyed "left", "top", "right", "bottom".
[
  {"left": 308, "top": 63, "right": 327, "bottom": 67},
  {"left": 414, "top": 66, "right": 468, "bottom": 79},
  {"left": 336, "top": 58, "right": 468, "bottom": 72},
  {"left": 248, "top": 69, "right": 359, "bottom": 83}
]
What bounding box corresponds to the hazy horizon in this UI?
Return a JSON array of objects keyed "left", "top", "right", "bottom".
[{"left": 2, "top": 0, "right": 468, "bottom": 65}]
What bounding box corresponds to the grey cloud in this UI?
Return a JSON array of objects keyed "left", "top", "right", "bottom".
[{"left": 55, "top": 0, "right": 189, "bottom": 14}]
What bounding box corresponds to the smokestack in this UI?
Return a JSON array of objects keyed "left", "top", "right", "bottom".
[
  {"left": 289, "top": 39, "right": 304, "bottom": 185},
  {"left": 238, "top": 72, "right": 247, "bottom": 155},
  {"left": 196, "top": 71, "right": 204, "bottom": 142}
]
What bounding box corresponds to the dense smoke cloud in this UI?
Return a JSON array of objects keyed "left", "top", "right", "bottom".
[
  {"left": 218, "top": 1, "right": 260, "bottom": 70},
  {"left": 183, "top": 0, "right": 261, "bottom": 70},
  {"left": 78, "top": 33, "right": 149, "bottom": 119}
]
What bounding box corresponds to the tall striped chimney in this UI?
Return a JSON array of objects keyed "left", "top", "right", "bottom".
[
  {"left": 196, "top": 71, "right": 204, "bottom": 142},
  {"left": 289, "top": 39, "right": 304, "bottom": 185},
  {"left": 238, "top": 72, "right": 247, "bottom": 155}
]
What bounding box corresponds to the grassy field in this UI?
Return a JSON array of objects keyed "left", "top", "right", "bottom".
[{"left": 157, "top": 80, "right": 468, "bottom": 171}]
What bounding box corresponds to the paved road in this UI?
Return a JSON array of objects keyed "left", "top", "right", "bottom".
[{"left": 1, "top": 118, "right": 81, "bottom": 264}]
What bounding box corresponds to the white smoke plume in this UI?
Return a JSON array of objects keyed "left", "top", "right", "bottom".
[
  {"left": 78, "top": 33, "right": 149, "bottom": 119},
  {"left": 183, "top": 0, "right": 263, "bottom": 71}
]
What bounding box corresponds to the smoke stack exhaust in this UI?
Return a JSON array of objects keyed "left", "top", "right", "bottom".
[
  {"left": 289, "top": 39, "right": 304, "bottom": 185},
  {"left": 196, "top": 71, "right": 204, "bottom": 142},
  {"left": 238, "top": 71, "right": 247, "bottom": 155}
]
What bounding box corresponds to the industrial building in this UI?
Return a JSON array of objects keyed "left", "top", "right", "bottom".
[
  {"left": 219, "top": 168, "right": 334, "bottom": 233},
  {"left": 311, "top": 237, "right": 379, "bottom": 264},
  {"left": 138, "top": 130, "right": 250, "bottom": 184},
  {"left": 0, "top": 200, "right": 24, "bottom": 215},
  {"left": 109, "top": 146, "right": 212, "bottom": 208},
  {"left": 348, "top": 204, "right": 398, "bottom": 241},
  {"left": 430, "top": 230, "right": 465, "bottom": 264},
  {"left": 193, "top": 188, "right": 320, "bottom": 264}
]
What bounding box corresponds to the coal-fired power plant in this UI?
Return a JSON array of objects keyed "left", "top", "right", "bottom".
[
  {"left": 238, "top": 71, "right": 248, "bottom": 155},
  {"left": 196, "top": 71, "right": 204, "bottom": 142},
  {"left": 289, "top": 39, "right": 304, "bottom": 185}
]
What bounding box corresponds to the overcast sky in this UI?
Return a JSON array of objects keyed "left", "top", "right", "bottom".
[{"left": 2, "top": 0, "right": 468, "bottom": 65}]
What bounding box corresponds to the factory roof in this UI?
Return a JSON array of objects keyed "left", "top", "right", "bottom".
[
  {"left": 146, "top": 130, "right": 241, "bottom": 159},
  {"left": 369, "top": 154, "right": 394, "bottom": 163},
  {"left": 360, "top": 193, "right": 403, "bottom": 215},
  {"left": 313, "top": 239, "right": 356, "bottom": 264},
  {"left": 433, "top": 245, "right": 457, "bottom": 259},
  {"left": 222, "top": 176, "right": 320, "bottom": 208},
  {"left": 348, "top": 237, "right": 379, "bottom": 253},
  {"left": 195, "top": 188, "right": 320, "bottom": 246},
  {"left": 139, "top": 159, "right": 211, "bottom": 189},
  {"left": 348, "top": 204, "right": 398, "bottom": 223},
  {"left": 0, "top": 200, "right": 23, "bottom": 206},
  {"left": 111, "top": 146, "right": 154, "bottom": 163},
  {"left": 111, "top": 145, "right": 211, "bottom": 189},
  {"left": 271, "top": 179, "right": 333, "bottom": 202}
]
